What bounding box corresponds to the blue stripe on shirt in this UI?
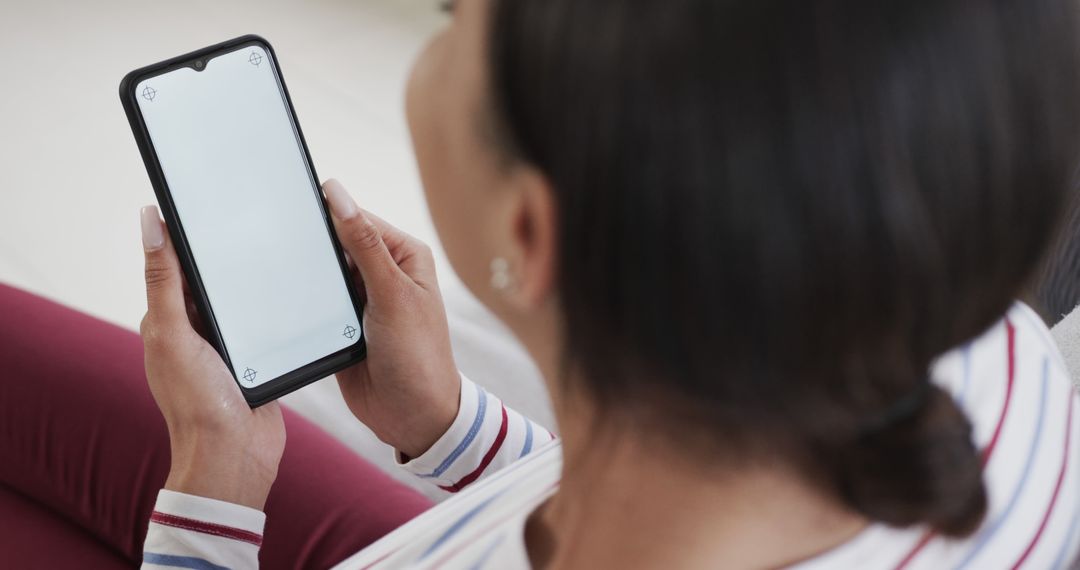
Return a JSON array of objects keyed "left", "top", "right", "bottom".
[
  {"left": 956, "top": 343, "right": 973, "bottom": 406},
  {"left": 422, "top": 383, "right": 488, "bottom": 478},
  {"left": 420, "top": 492, "right": 502, "bottom": 560},
  {"left": 956, "top": 357, "right": 1050, "bottom": 570},
  {"left": 520, "top": 416, "right": 534, "bottom": 458},
  {"left": 142, "top": 552, "right": 229, "bottom": 570}
]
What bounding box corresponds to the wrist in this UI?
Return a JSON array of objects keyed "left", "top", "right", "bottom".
[
  {"left": 396, "top": 375, "right": 461, "bottom": 459},
  {"left": 166, "top": 432, "right": 278, "bottom": 510}
]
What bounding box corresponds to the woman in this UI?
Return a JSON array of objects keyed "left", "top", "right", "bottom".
[{"left": 4, "top": 0, "right": 1080, "bottom": 567}]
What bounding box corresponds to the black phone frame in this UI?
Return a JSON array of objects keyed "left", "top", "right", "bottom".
[{"left": 119, "top": 34, "right": 366, "bottom": 408}]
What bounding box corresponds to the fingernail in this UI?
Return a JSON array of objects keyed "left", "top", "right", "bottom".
[
  {"left": 323, "top": 179, "right": 358, "bottom": 220},
  {"left": 141, "top": 206, "right": 165, "bottom": 250}
]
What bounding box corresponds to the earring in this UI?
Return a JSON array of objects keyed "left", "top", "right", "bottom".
[{"left": 490, "top": 257, "right": 514, "bottom": 291}]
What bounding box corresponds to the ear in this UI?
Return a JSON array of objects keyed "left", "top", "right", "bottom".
[{"left": 506, "top": 167, "right": 558, "bottom": 310}]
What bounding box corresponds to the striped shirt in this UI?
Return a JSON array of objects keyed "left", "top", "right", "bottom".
[{"left": 142, "top": 302, "right": 1080, "bottom": 569}]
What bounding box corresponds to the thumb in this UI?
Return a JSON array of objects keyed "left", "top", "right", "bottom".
[
  {"left": 322, "top": 179, "right": 403, "bottom": 299},
  {"left": 140, "top": 206, "right": 189, "bottom": 328}
]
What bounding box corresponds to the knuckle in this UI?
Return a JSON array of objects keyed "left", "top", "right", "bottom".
[
  {"left": 140, "top": 315, "right": 168, "bottom": 347},
  {"left": 416, "top": 242, "right": 435, "bottom": 262},
  {"left": 140, "top": 313, "right": 184, "bottom": 350},
  {"left": 346, "top": 218, "right": 383, "bottom": 252},
  {"left": 144, "top": 258, "right": 173, "bottom": 290},
  {"left": 139, "top": 314, "right": 153, "bottom": 338},
  {"left": 146, "top": 323, "right": 184, "bottom": 353}
]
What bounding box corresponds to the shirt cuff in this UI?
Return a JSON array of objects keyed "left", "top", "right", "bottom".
[
  {"left": 153, "top": 489, "right": 267, "bottom": 538},
  {"left": 396, "top": 372, "right": 482, "bottom": 476}
]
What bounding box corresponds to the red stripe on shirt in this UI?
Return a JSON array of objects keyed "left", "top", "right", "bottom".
[
  {"left": 359, "top": 545, "right": 406, "bottom": 570},
  {"left": 893, "top": 319, "right": 1017, "bottom": 570},
  {"left": 439, "top": 405, "right": 509, "bottom": 494},
  {"left": 980, "top": 320, "right": 1018, "bottom": 468},
  {"left": 150, "top": 511, "right": 263, "bottom": 547},
  {"left": 1011, "top": 391, "right": 1075, "bottom": 569}
]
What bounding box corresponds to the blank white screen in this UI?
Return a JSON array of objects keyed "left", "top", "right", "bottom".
[{"left": 136, "top": 44, "right": 361, "bottom": 389}]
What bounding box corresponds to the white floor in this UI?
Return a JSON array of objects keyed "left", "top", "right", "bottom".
[{"left": 0, "top": 0, "right": 553, "bottom": 497}]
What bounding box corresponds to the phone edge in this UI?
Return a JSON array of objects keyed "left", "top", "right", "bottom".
[{"left": 118, "top": 34, "right": 368, "bottom": 409}]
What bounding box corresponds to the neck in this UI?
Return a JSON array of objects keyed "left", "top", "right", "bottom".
[{"left": 533, "top": 413, "right": 868, "bottom": 569}]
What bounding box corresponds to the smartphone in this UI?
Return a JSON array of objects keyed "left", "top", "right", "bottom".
[{"left": 119, "top": 35, "right": 365, "bottom": 407}]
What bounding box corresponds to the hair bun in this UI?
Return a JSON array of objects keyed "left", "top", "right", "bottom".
[{"left": 834, "top": 384, "right": 987, "bottom": 537}]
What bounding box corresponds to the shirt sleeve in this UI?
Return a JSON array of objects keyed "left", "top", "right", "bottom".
[
  {"left": 397, "top": 373, "right": 556, "bottom": 493},
  {"left": 141, "top": 489, "right": 265, "bottom": 570}
]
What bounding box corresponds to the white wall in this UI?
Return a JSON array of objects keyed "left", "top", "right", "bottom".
[{"left": 0, "top": 0, "right": 448, "bottom": 330}]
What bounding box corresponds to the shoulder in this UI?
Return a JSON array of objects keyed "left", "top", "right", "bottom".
[
  {"left": 334, "top": 441, "right": 563, "bottom": 569},
  {"left": 923, "top": 302, "right": 1080, "bottom": 569},
  {"left": 1007, "top": 302, "right": 1072, "bottom": 383},
  {"left": 932, "top": 302, "right": 1071, "bottom": 416},
  {"left": 797, "top": 303, "right": 1080, "bottom": 569}
]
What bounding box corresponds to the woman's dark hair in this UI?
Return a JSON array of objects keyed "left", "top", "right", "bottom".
[
  {"left": 487, "top": 0, "right": 1080, "bottom": 537},
  {"left": 1032, "top": 196, "right": 1080, "bottom": 323}
]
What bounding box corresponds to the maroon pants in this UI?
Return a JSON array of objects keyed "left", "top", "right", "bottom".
[{"left": 0, "top": 283, "right": 432, "bottom": 568}]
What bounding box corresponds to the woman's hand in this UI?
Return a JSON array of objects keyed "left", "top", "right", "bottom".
[
  {"left": 322, "top": 179, "right": 461, "bottom": 459},
  {"left": 139, "top": 206, "right": 285, "bottom": 510}
]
